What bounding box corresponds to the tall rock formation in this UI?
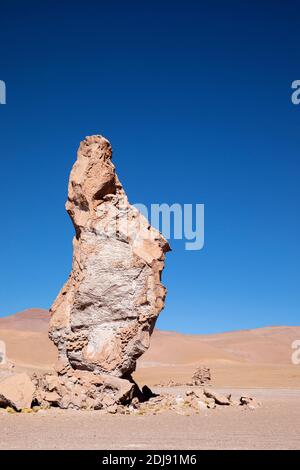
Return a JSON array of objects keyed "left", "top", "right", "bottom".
[{"left": 41, "top": 135, "right": 170, "bottom": 409}]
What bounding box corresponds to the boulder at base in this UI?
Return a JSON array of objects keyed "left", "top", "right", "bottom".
[{"left": 0, "top": 373, "right": 35, "bottom": 411}]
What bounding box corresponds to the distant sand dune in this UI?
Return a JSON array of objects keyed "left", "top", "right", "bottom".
[
  {"left": 140, "top": 326, "right": 300, "bottom": 365},
  {"left": 1, "top": 309, "right": 300, "bottom": 388}
]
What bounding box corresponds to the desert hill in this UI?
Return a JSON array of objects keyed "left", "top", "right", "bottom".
[
  {"left": 0, "top": 309, "right": 299, "bottom": 388},
  {"left": 0, "top": 308, "right": 50, "bottom": 332}
]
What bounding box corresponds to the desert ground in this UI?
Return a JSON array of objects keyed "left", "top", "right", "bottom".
[
  {"left": 0, "top": 388, "right": 299, "bottom": 450},
  {"left": 0, "top": 309, "right": 300, "bottom": 450}
]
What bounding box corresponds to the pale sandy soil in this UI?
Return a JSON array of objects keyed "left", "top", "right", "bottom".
[{"left": 0, "top": 388, "right": 299, "bottom": 450}]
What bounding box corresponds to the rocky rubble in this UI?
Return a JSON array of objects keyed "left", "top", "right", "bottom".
[
  {"left": 154, "top": 365, "right": 211, "bottom": 387},
  {"left": 192, "top": 365, "right": 211, "bottom": 386},
  {"left": 32, "top": 367, "right": 137, "bottom": 410},
  {"left": 102, "top": 388, "right": 261, "bottom": 415},
  {"left": 0, "top": 351, "right": 261, "bottom": 414},
  {"left": 0, "top": 370, "right": 261, "bottom": 414}
]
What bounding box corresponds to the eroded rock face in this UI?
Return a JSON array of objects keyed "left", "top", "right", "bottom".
[
  {"left": 33, "top": 369, "right": 136, "bottom": 410},
  {"left": 192, "top": 365, "right": 211, "bottom": 386},
  {"left": 49, "top": 135, "right": 170, "bottom": 399}
]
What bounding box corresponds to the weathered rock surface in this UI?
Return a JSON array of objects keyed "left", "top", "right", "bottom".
[
  {"left": 46, "top": 135, "right": 170, "bottom": 408},
  {"left": 154, "top": 365, "right": 211, "bottom": 388},
  {"left": 0, "top": 373, "right": 35, "bottom": 411},
  {"left": 33, "top": 370, "right": 136, "bottom": 410},
  {"left": 240, "top": 396, "right": 261, "bottom": 409},
  {"left": 192, "top": 365, "right": 211, "bottom": 386},
  {"left": 203, "top": 389, "right": 231, "bottom": 405}
]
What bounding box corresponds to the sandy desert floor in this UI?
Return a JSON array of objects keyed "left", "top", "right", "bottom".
[
  {"left": 0, "top": 309, "right": 300, "bottom": 450},
  {"left": 0, "top": 388, "right": 299, "bottom": 450}
]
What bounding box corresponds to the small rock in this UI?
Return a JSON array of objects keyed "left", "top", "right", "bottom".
[
  {"left": 6, "top": 406, "right": 16, "bottom": 413},
  {"left": 43, "top": 391, "right": 60, "bottom": 403},
  {"left": 206, "top": 398, "right": 216, "bottom": 409},
  {"left": 131, "top": 397, "right": 140, "bottom": 408},
  {"left": 229, "top": 399, "right": 240, "bottom": 407},
  {"left": 101, "top": 395, "right": 115, "bottom": 408},
  {"left": 107, "top": 404, "right": 118, "bottom": 414},
  {"left": 175, "top": 395, "right": 184, "bottom": 405},
  {"left": 193, "top": 388, "right": 206, "bottom": 400},
  {"left": 240, "top": 396, "right": 261, "bottom": 409},
  {"left": 197, "top": 400, "right": 208, "bottom": 410},
  {"left": 44, "top": 374, "right": 60, "bottom": 392},
  {"left": 204, "top": 389, "right": 230, "bottom": 405},
  {"left": 142, "top": 385, "right": 155, "bottom": 400},
  {"left": 21, "top": 408, "right": 33, "bottom": 414}
]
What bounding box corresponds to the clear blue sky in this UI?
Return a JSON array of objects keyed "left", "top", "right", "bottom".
[{"left": 0, "top": 0, "right": 299, "bottom": 333}]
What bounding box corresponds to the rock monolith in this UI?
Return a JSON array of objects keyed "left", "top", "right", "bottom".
[{"left": 44, "top": 135, "right": 170, "bottom": 409}]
